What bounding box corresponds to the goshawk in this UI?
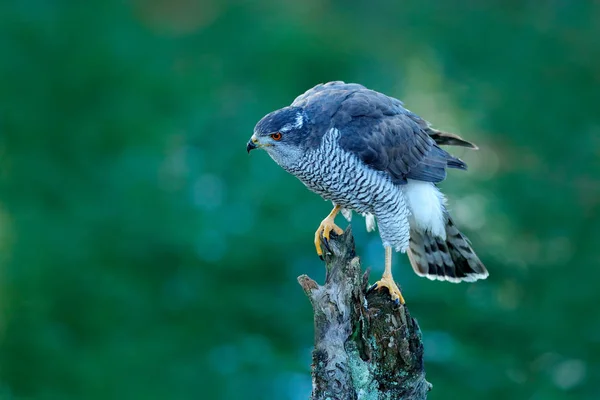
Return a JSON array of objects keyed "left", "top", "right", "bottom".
[{"left": 247, "top": 81, "right": 488, "bottom": 304}]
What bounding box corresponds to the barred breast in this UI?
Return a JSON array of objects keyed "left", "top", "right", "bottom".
[{"left": 286, "top": 129, "right": 411, "bottom": 251}]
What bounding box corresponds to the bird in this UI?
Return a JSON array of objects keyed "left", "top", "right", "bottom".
[{"left": 246, "top": 81, "right": 488, "bottom": 304}]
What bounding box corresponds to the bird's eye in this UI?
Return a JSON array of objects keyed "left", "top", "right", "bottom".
[{"left": 270, "top": 132, "right": 282, "bottom": 141}]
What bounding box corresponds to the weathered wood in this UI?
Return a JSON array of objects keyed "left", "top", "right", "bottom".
[{"left": 298, "top": 226, "right": 432, "bottom": 400}]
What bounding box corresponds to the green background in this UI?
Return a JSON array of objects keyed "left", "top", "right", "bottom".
[{"left": 1, "top": 1, "right": 599, "bottom": 399}]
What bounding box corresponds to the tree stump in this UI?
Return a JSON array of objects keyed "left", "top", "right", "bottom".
[{"left": 298, "top": 226, "right": 432, "bottom": 400}]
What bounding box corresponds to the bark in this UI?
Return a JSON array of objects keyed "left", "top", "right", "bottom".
[{"left": 298, "top": 226, "right": 432, "bottom": 400}]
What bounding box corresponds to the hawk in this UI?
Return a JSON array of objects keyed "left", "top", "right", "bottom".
[{"left": 247, "top": 81, "right": 488, "bottom": 304}]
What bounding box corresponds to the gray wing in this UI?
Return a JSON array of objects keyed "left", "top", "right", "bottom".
[
  {"left": 291, "top": 81, "right": 368, "bottom": 137},
  {"left": 318, "top": 83, "right": 466, "bottom": 184},
  {"left": 294, "top": 81, "right": 478, "bottom": 150}
]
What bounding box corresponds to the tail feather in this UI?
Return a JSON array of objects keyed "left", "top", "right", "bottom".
[
  {"left": 427, "top": 128, "right": 479, "bottom": 150},
  {"left": 408, "top": 217, "right": 488, "bottom": 283}
]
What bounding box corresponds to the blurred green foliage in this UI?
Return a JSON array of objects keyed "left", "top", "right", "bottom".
[{"left": 1, "top": 1, "right": 599, "bottom": 399}]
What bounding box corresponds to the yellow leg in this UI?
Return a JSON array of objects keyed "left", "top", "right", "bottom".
[
  {"left": 371, "top": 246, "right": 405, "bottom": 304},
  {"left": 314, "top": 205, "right": 344, "bottom": 258}
]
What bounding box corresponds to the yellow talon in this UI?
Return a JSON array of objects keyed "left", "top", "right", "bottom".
[
  {"left": 372, "top": 274, "right": 405, "bottom": 305},
  {"left": 314, "top": 205, "right": 344, "bottom": 257},
  {"left": 371, "top": 246, "right": 406, "bottom": 304}
]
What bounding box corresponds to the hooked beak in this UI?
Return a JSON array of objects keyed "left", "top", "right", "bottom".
[{"left": 246, "top": 135, "right": 259, "bottom": 153}]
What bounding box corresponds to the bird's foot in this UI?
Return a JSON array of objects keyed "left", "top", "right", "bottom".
[
  {"left": 314, "top": 217, "right": 344, "bottom": 259},
  {"left": 369, "top": 274, "right": 405, "bottom": 305}
]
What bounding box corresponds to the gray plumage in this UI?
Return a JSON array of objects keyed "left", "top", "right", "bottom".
[
  {"left": 249, "top": 81, "right": 488, "bottom": 283},
  {"left": 285, "top": 127, "right": 411, "bottom": 251},
  {"left": 291, "top": 82, "right": 467, "bottom": 184}
]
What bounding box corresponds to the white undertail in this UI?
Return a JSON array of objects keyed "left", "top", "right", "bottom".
[{"left": 403, "top": 179, "right": 447, "bottom": 239}]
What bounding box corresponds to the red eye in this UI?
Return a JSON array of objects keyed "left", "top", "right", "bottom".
[{"left": 270, "top": 132, "right": 282, "bottom": 141}]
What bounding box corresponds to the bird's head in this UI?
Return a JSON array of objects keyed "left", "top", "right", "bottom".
[{"left": 247, "top": 106, "right": 309, "bottom": 168}]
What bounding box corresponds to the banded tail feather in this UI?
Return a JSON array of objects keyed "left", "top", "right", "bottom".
[{"left": 408, "top": 217, "right": 488, "bottom": 283}]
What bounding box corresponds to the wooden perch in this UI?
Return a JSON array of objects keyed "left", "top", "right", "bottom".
[{"left": 298, "top": 226, "right": 432, "bottom": 400}]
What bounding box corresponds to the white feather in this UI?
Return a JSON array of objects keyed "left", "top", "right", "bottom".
[
  {"left": 341, "top": 207, "right": 352, "bottom": 222},
  {"left": 418, "top": 271, "right": 488, "bottom": 283},
  {"left": 294, "top": 112, "right": 304, "bottom": 128},
  {"left": 403, "top": 179, "right": 447, "bottom": 239},
  {"left": 364, "top": 213, "right": 376, "bottom": 232}
]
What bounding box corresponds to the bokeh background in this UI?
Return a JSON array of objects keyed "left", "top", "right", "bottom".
[{"left": 1, "top": 1, "right": 599, "bottom": 399}]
